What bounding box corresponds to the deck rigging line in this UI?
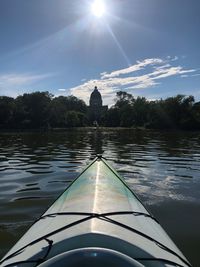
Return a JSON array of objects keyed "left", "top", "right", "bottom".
[{"left": 0, "top": 211, "right": 191, "bottom": 267}]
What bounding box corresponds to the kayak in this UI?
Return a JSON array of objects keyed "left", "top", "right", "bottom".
[{"left": 0, "top": 156, "right": 191, "bottom": 267}]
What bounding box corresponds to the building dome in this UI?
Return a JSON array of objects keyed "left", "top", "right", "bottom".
[{"left": 89, "top": 86, "right": 102, "bottom": 107}]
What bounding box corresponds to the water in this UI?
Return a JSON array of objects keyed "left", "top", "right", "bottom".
[{"left": 0, "top": 129, "right": 199, "bottom": 266}]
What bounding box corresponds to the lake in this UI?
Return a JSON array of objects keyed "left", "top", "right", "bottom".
[{"left": 0, "top": 129, "right": 199, "bottom": 266}]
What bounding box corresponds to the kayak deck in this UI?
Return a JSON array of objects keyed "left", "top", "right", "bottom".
[{"left": 0, "top": 157, "right": 191, "bottom": 267}]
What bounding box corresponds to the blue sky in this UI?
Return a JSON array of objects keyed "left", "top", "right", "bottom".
[{"left": 0, "top": 0, "right": 200, "bottom": 106}]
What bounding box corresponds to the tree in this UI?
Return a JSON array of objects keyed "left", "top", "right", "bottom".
[
  {"left": 147, "top": 101, "right": 173, "bottom": 129},
  {"left": 49, "top": 95, "right": 87, "bottom": 127},
  {"left": 64, "top": 111, "right": 87, "bottom": 127},
  {"left": 114, "top": 91, "right": 134, "bottom": 109},
  {"left": 132, "top": 97, "right": 149, "bottom": 127},
  {"left": 0, "top": 96, "right": 15, "bottom": 128},
  {"left": 105, "top": 108, "right": 120, "bottom": 127},
  {"left": 14, "top": 92, "right": 52, "bottom": 128}
]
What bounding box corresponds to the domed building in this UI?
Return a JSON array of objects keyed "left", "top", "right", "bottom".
[
  {"left": 88, "top": 86, "right": 108, "bottom": 124},
  {"left": 89, "top": 86, "right": 103, "bottom": 107}
]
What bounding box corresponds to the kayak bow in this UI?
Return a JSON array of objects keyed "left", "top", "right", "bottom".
[{"left": 0, "top": 156, "right": 191, "bottom": 267}]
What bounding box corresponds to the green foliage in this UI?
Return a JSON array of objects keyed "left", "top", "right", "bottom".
[
  {"left": 49, "top": 95, "right": 87, "bottom": 127},
  {"left": 105, "top": 108, "right": 120, "bottom": 127},
  {"left": 0, "top": 92, "right": 87, "bottom": 129},
  {"left": 64, "top": 111, "right": 86, "bottom": 127},
  {"left": 107, "top": 91, "right": 200, "bottom": 130},
  {"left": 14, "top": 92, "right": 52, "bottom": 128},
  {"left": 114, "top": 91, "right": 134, "bottom": 109},
  {"left": 0, "top": 96, "right": 15, "bottom": 127}
]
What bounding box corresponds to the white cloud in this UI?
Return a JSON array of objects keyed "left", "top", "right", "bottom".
[
  {"left": 192, "top": 73, "right": 200, "bottom": 77},
  {"left": 153, "top": 64, "right": 171, "bottom": 70},
  {"left": 166, "top": 56, "right": 178, "bottom": 61},
  {"left": 0, "top": 73, "right": 50, "bottom": 86},
  {"left": 101, "top": 58, "right": 164, "bottom": 79},
  {"left": 150, "top": 66, "right": 196, "bottom": 80},
  {"left": 171, "top": 56, "right": 178, "bottom": 61},
  {"left": 69, "top": 57, "right": 198, "bottom": 106},
  {"left": 0, "top": 72, "right": 52, "bottom": 97}
]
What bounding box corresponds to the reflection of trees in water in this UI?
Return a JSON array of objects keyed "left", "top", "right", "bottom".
[
  {"left": 88, "top": 129, "right": 104, "bottom": 157},
  {"left": 106, "top": 129, "right": 151, "bottom": 162},
  {"left": 98, "top": 129, "right": 200, "bottom": 161},
  {"left": 87, "top": 128, "right": 148, "bottom": 160},
  {"left": 153, "top": 131, "right": 200, "bottom": 157},
  {"left": 0, "top": 131, "right": 90, "bottom": 163},
  {"left": 0, "top": 129, "right": 199, "bottom": 164}
]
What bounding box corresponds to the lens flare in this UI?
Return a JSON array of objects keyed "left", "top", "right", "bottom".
[{"left": 91, "top": 0, "right": 105, "bottom": 18}]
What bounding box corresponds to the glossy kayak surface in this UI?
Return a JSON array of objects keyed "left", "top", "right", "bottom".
[{"left": 0, "top": 157, "right": 191, "bottom": 267}]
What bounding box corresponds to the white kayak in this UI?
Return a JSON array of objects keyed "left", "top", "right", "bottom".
[{"left": 0, "top": 156, "right": 191, "bottom": 267}]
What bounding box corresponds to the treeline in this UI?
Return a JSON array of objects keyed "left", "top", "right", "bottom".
[
  {"left": 0, "top": 91, "right": 200, "bottom": 130},
  {"left": 0, "top": 92, "right": 87, "bottom": 129},
  {"left": 105, "top": 91, "right": 200, "bottom": 130}
]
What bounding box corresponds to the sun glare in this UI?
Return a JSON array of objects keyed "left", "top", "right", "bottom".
[{"left": 91, "top": 0, "right": 106, "bottom": 18}]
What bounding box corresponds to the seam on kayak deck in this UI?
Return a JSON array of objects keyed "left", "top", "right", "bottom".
[{"left": 37, "top": 211, "right": 159, "bottom": 224}]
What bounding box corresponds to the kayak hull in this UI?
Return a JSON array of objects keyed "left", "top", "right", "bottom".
[{"left": 0, "top": 157, "right": 191, "bottom": 267}]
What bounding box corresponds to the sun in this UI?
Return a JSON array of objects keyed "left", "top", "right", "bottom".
[{"left": 91, "top": 0, "right": 106, "bottom": 18}]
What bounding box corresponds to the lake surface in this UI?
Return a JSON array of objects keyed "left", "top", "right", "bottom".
[{"left": 0, "top": 129, "right": 199, "bottom": 266}]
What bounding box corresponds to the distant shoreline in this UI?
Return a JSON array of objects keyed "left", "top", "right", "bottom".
[{"left": 0, "top": 127, "right": 200, "bottom": 133}]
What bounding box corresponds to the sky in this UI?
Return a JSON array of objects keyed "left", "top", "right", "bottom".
[{"left": 0, "top": 0, "right": 200, "bottom": 106}]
